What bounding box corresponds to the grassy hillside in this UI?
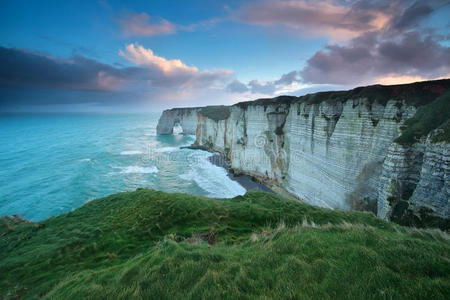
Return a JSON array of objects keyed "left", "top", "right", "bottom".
[
  {"left": 1, "top": 189, "right": 449, "bottom": 299},
  {"left": 395, "top": 90, "right": 450, "bottom": 145}
]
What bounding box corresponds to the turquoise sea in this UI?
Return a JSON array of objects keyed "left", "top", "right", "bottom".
[{"left": 0, "top": 113, "right": 246, "bottom": 221}]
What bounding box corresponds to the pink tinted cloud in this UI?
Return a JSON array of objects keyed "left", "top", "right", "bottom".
[
  {"left": 119, "top": 43, "right": 233, "bottom": 88},
  {"left": 119, "top": 43, "right": 198, "bottom": 74},
  {"left": 117, "top": 12, "right": 176, "bottom": 36},
  {"left": 235, "top": 0, "right": 393, "bottom": 40},
  {"left": 96, "top": 71, "right": 125, "bottom": 91}
]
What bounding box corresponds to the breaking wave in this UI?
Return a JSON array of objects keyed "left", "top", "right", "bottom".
[{"left": 179, "top": 151, "right": 246, "bottom": 198}]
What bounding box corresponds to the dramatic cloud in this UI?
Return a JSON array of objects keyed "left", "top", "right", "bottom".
[
  {"left": 117, "top": 12, "right": 176, "bottom": 36},
  {"left": 0, "top": 47, "right": 126, "bottom": 92},
  {"left": 235, "top": 1, "right": 446, "bottom": 39},
  {"left": 235, "top": 0, "right": 395, "bottom": 39},
  {"left": 234, "top": 0, "right": 449, "bottom": 86},
  {"left": 390, "top": 1, "right": 434, "bottom": 31},
  {"left": 2, "top": 1, "right": 449, "bottom": 111},
  {"left": 0, "top": 45, "right": 233, "bottom": 109},
  {"left": 119, "top": 43, "right": 197, "bottom": 73},
  {"left": 0, "top": 45, "right": 232, "bottom": 92},
  {"left": 119, "top": 43, "right": 233, "bottom": 88},
  {"left": 301, "top": 27, "right": 450, "bottom": 85}
]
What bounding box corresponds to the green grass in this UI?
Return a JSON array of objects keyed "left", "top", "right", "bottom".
[
  {"left": 236, "top": 95, "right": 296, "bottom": 110},
  {"left": 1, "top": 189, "right": 449, "bottom": 299},
  {"left": 394, "top": 91, "right": 450, "bottom": 145},
  {"left": 432, "top": 120, "right": 450, "bottom": 143},
  {"left": 200, "top": 106, "right": 231, "bottom": 121},
  {"left": 235, "top": 79, "right": 450, "bottom": 109}
]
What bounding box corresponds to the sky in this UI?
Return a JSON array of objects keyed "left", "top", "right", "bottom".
[{"left": 0, "top": 0, "right": 449, "bottom": 112}]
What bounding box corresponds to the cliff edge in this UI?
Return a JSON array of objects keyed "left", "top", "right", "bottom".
[{"left": 157, "top": 79, "right": 450, "bottom": 227}]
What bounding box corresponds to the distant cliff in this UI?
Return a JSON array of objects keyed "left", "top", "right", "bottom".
[{"left": 157, "top": 79, "right": 450, "bottom": 227}]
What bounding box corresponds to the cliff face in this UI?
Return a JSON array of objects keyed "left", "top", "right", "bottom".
[
  {"left": 157, "top": 80, "right": 450, "bottom": 221},
  {"left": 156, "top": 107, "right": 200, "bottom": 135},
  {"left": 192, "top": 99, "right": 417, "bottom": 211},
  {"left": 378, "top": 136, "right": 449, "bottom": 219}
]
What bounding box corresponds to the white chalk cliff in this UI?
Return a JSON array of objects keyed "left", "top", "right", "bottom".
[{"left": 157, "top": 80, "right": 450, "bottom": 221}]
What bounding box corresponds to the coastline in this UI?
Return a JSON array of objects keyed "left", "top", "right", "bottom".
[
  {"left": 207, "top": 152, "right": 274, "bottom": 194},
  {"left": 181, "top": 144, "right": 276, "bottom": 194},
  {"left": 182, "top": 145, "right": 305, "bottom": 200}
]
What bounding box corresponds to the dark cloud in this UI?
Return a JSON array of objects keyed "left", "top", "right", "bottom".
[
  {"left": 0, "top": 47, "right": 149, "bottom": 109},
  {"left": 301, "top": 30, "right": 450, "bottom": 85},
  {"left": 0, "top": 46, "right": 232, "bottom": 91},
  {"left": 226, "top": 79, "right": 249, "bottom": 93},
  {"left": 0, "top": 46, "right": 233, "bottom": 109},
  {"left": 274, "top": 71, "right": 299, "bottom": 85},
  {"left": 298, "top": 1, "right": 450, "bottom": 84},
  {"left": 391, "top": 1, "right": 435, "bottom": 31},
  {"left": 0, "top": 47, "right": 125, "bottom": 91},
  {"left": 248, "top": 80, "right": 276, "bottom": 94},
  {"left": 233, "top": 0, "right": 449, "bottom": 85}
]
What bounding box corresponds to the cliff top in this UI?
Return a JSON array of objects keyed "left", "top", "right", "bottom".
[
  {"left": 235, "top": 78, "right": 450, "bottom": 109},
  {"left": 164, "top": 79, "right": 449, "bottom": 112},
  {"left": 161, "top": 79, "right": 450, "bottom": 143},
  {"left": 1, "top": 189, "right": 449, "bottom": 298}
]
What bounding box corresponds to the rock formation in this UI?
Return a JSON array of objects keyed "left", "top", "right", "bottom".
[{"left": 157, "top": 80, "right": 450, "bottom": 223}]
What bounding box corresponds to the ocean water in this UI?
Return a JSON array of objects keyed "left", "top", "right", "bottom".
[{"left": 0, "top": 113, "right": 246, "bottom": 221}]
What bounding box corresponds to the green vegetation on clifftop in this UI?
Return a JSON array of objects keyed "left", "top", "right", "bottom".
[
  {"left": 200, "top": 105, "right": 231, "bottom": 121},
  {"left": 236, "top": 79, "right": 450, "bottom": 109},
  {"left": 1, "top": 189, "right": 449, "bottom": 299},
  {"left": 395, "top": 90, "right": 450, "bottom": 145}
]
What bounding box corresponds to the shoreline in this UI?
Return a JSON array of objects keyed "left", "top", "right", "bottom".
[
  {"left": 183, "top": 144, "right": 303, "bottom": 201},
  {"left": 207, "top": 152, "right": 274, "bottom": 194}
]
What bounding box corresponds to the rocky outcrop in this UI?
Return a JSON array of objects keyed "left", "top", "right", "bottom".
[
  {"left": 156, "top": 107, "right": 200, "bottom": 135},
  {"left": 157, "top": 80, "right": 450, "bottom": 221},
  {"left": 411, "top": 140, "right": 449, "bottom": 217},
  {"left": 378, "top": 134, "right": 449, "bottom": 220}
]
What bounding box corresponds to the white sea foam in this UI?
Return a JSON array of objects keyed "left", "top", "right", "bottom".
[
  {"left": 183, "top": 135, "right": 196, "bottom": 146},
  {"left": 120, "top": 150, "right": 143, "bottom": 155},
  {"left": 152, "top": 147, "right": 178, "bottom": 153},
  {"left": 173, "top": 123, "right": 183, "bottom": 135},
  {"left": 151, "top": 135, "right": 196, "bottom": 153},
  {"left": 79, "top": 158, "right": 91, "bottom": 162},
  {"left": 179, "top": 151, "right": 246, "bottom": 198},
  {"left": 115, "top": 166, "right": 158, "bottom": 174}
]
